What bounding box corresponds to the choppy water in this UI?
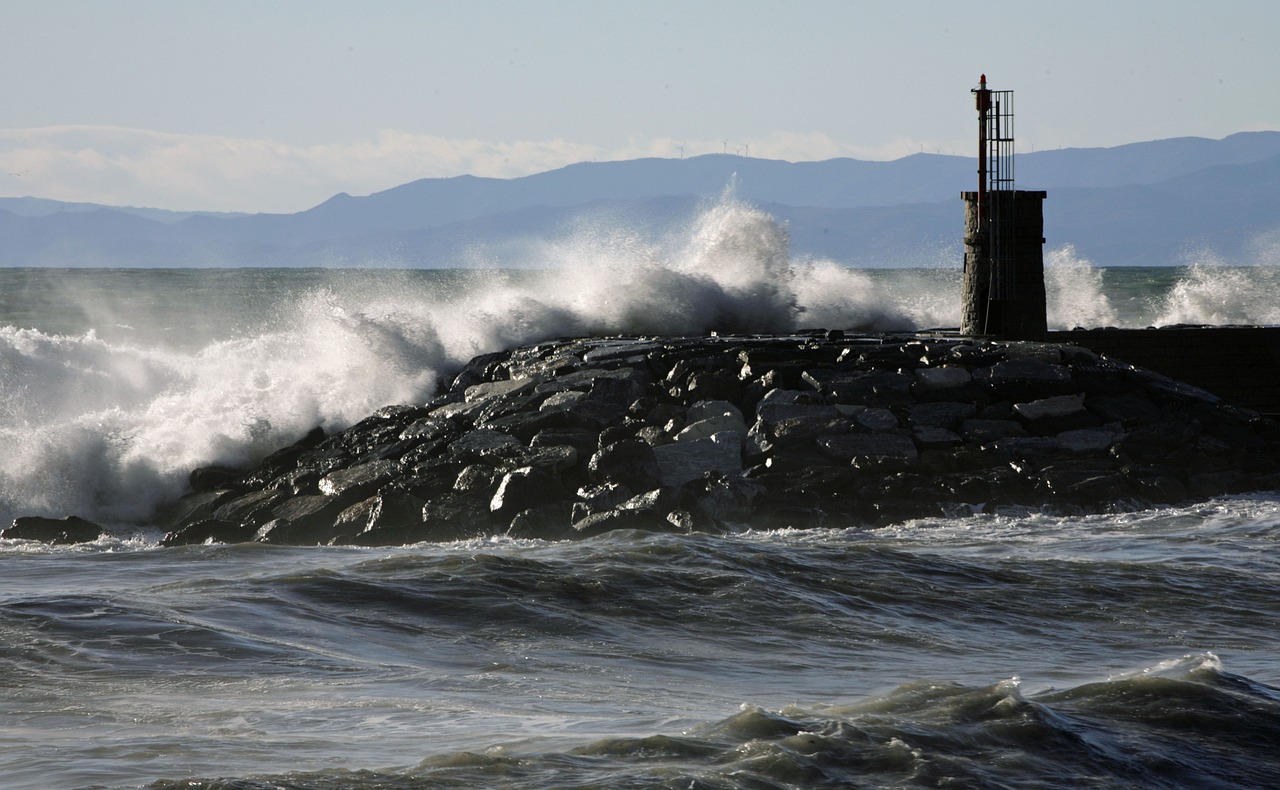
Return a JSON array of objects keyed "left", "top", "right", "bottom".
[{"left": 4, "top": 197, "right": 1280, "bottom": 788}]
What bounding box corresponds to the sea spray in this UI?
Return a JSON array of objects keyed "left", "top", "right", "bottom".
[
  {"left": 0, "top": 195, "right": 909, "bottom": 528},
  {"left": 8, "top": 193, "right": 1273, "bottom": 530},
  {"left": 1155, "top": 251, "right": 1280, "bottom": 326},
  {"left": 1045, "top": 244, "right": 1118, "bottom": 329},
  {"left": 514, "top": 190, "right": 913, "bottom": 335},
  {"left": 0, "top": 297, "right": 452, "bottom": 526}
]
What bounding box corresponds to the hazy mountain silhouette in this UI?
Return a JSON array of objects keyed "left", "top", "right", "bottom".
[{"left": 1, "top": 131, "right": 1277, "bottom": 267}]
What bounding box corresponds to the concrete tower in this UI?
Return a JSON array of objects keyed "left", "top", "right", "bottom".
[{"left": 960, "top": 75, "right": 1047, "bottom": 339}]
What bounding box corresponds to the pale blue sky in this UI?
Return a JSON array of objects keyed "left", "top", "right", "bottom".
[{"left": 1, "top": 0, "right": 1276, "bottom": 212}]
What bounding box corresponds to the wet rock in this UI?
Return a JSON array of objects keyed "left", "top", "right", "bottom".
[
  {"left": 318, "top": 459, "right": 399, "bottom": 499},
  {"left": 188, "top": 465, "right": 244, "bottom": 493},
  {"left": 421, "top": 492, "right": 499, "bottom": 540},
  {"left": 464, "top": 377, "right": 539, "bottom": 403},
  {"left": 212, "top": 488, "right": 288, "bottom": 526},
  {"left": 653, "top": 432, "right": 744, "bottom": 488},
  {"left": 855, "top": 407, "right": 899, "bottom": 432},
  {"left": 135, "top": 332, "right": 1280, "bottom": 546},
  {"left": 260, "top": 495, "right": 354, "bottom": 544},
  {"left": 684, "top": 369, "right": 741, "bottom": 402},
  {"left": 804, "top": 369, "right": 914, "bottom": 406},
  {"left": 1014, "top": 393, "right": 1100, "bottom": 435},
  {"left": 686, "top": 474, "right": 765, "bottom": 523},
  {"left": 907, "top": 401, "right": 977, "bottom": 430},
  {"left": 756, "top": 399, "right": 839, "bottom": 427},
  {"left": 676, "top": 411, "right": 747, "bottom": 443},
  {"left": 368, "top": 491, "right": 429, "bottom": 530},
  {"left": 491, "top": 467, "right": 569, "bottom": 516},
  {"left": 158, "top": 488, "right": 237, "bottom": 531},
  {"left": 913, "top": 426, "right": 965, "bottom": 451},
  {"left": 961, "top": 418, "right": 1027, "bottom": 443},
  {"left": 819, "top": 433, "right": 919, "bottom": 469},
  {"left": 452, "top": 430, "right": 522, "bottom": 461},
  {"left": 770, "top": 413, "right": 852, "bottom": 445},
  {"left": 455, "top": 464, "right": 499, "bottom": 494},
  {"left": 588, "top": 438, "right": 661, "bottom": 493},
  {"left": 507, "top": 503, "right": 575, "bottom": 540},
  {"left": 572, "top": 507, "right": 674, "bottom": 537},
  {"left": 976, "top": 358, "right": 1075, "bottom": 401},
  {"left": 913, "top": 366, "right": 979, "bottom": 402},
  {"left": 161, "top": 518, "right": 256, "bottom": 547},
  {"left": 4, "top": 515, "right": 104, "bottom": 545}
]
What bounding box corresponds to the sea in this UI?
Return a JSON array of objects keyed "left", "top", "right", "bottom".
[{"left": 4, "top": 198, "right": 1280, "bottom": 789}]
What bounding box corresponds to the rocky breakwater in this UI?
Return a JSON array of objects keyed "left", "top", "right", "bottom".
[{"left": 10, "top": 331, "right": 1280, "bottom": 546}]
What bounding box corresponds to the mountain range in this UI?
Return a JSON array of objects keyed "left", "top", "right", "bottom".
[{"left": 2, "top": 131, "right": 1278, "bottom": 268}]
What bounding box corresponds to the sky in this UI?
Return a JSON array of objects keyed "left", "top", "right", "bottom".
[{"left": 1, "top": 0, "right": 1277, "bottom": 214}]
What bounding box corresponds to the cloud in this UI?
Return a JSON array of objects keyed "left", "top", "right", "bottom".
[{"left": 0, "top": 126, "right": 943, "bottom": 213}]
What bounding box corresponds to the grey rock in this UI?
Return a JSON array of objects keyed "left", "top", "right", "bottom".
[
  {"left": 913, "top": 427, "right": 965, "bottom": 450},
  {"left": 1057, "top": 427, "right": 1120, "bottom": 453},
  {"left": 465, "top": 377, "right": 539, "bottom": 403},
  {"left": 160, "top": 518, "right": 255, "bottom": 547},
  {"left": 803, "top": 368, "right": 914, "bottom": 406},
  {"left": 588, "top": 439, "right": 661, "bottom": 493},
  {"left": 491, "top": 466, "right": 569, "bottom": 516},
  {"left": 907, "top": 401, "right": 977, "bottom": 429},
  {"left": 687, "top": 399, "right": 745, "bottom": 424},
  {"left": 756, "top": 401, "right": 840, "bottom": 427},
  {"left": 3, "top": 515, "right": 104, "bottom": 545},
  {"left": 676, "top": 413, "right": 748, "bottom": 442},
  {"left": 451, "top": 430, "right": 522, "bottom": 460},
  {"left": 318, "top": 459, "right": 399, "bottom": 499},
  {"left": 817, "top": 433, "right": 919, "bottom": 466},
  {"left": 455, "top": 464, "right": 499, "bottom": 493},
  {"left": 914, "top": 366, "right": 973, "bottom": 390},
  {"left": 653, "top": 432, "right": 744, "bottom": 488},
  {"left": 1014, "top": 393, "right": 1088, "bottom": 422},
  {"left": 961, "top": 418, "right": 1028, "bottom": 443},
  {"left": 539, "top": 390, "right": 586, "bottom": 411},
  {"left": 856, "top": 407, "right": 899, "bottom": 431}
]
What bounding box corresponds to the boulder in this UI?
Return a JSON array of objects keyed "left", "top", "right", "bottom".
[
  {"left": 161, "top": 518, "right": 256, "bottom": 547},
  {"left": 588, "top": 439, "right": 661, "bottom": 493},
  {"left": 653, "top": 432, "right": 744, "bottom": 488},
  {"left": 4, "top": 515, "right": 104, "bottom": 545},
  {"left": 318, "top": 459, "right": 399, "bottom": 499},
  {"left": 491, "top": 466, "right": 570, "bottom": 516}
]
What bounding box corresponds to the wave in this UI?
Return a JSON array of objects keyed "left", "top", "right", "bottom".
[
  {"left": 145, "top": 653, "right": 1280, "bottom": 789},
  {"left": 3, "top": 190, "right": 1279, "bottom": 528},
  {"left": 0, "top": 193, "right": 914, "bottom": 527}
]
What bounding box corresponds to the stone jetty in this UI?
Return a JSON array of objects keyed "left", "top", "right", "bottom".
[{"left": 9, "top": 331, "right": 1280, "bottom": 546}]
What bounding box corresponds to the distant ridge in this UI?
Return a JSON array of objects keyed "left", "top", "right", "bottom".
[{"left": 1, "top": 131, "right": 1278, "bottom": 268}]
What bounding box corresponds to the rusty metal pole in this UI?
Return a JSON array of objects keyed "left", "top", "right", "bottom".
[{"left": 973, "top": 74, "right": 990, "bottom": 231}]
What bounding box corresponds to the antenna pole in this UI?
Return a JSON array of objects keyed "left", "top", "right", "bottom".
[{"left": 973, "top": 74, "right": 991, "bottom": 230}]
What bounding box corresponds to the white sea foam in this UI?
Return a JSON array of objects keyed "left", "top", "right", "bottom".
[
  {"left": 0, "top": 193, "right": 913, "bottom": 528},
  {"left": 1045, "top": 245, "right": 1119, "bottom": 329},
  {"left": 1154, "top": 250, "right": 1280, "bottom": 326},
  {"left": 3, "top": 190, "right": 1274, "bottom": 528}
]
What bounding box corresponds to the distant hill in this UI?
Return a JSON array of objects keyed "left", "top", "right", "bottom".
[{"left": 1, "top": 131, "right": 1278, "bottom": 267}]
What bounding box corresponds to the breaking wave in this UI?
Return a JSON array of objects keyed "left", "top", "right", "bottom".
[{"left": 0, "top": 193, "right": 910, "bottom": 527}]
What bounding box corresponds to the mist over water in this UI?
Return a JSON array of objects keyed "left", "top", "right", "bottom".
[{"left": 0, "top": 194, "right": 1277, "bottom": 528}]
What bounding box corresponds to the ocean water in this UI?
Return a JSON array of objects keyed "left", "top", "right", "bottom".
[{"left": 4, "top": 197, "right": 1280, "bottom": 788}]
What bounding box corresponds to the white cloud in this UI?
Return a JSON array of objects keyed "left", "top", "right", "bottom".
[{"left": 0, "top": 126, "right": 951, "bottom": 213}]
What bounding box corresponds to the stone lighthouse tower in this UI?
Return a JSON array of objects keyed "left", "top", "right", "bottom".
[{"left": 960, "top": 75, "right": 1047, "bottom": 339}]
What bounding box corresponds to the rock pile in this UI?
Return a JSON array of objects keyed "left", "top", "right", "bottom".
[{"left": 10, "top": 331, "right": 1280, "bottom": 546}]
